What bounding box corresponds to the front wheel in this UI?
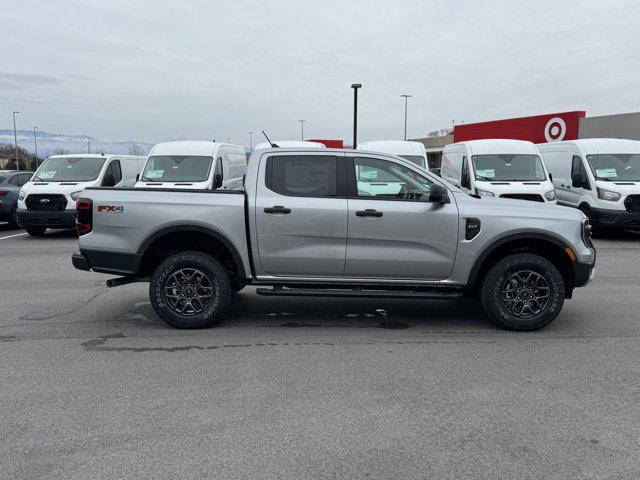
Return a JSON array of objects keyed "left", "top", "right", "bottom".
[
  {"left": 25, "top": 226, "right": 47, "bottom": 236},
  {"left": 149, "top": 251, "right": 232, "bottom": 329},
  {"left": 8, "top": 207, "right": 22, "bottom": 229},
  {"left": 480, "top": 253, "right": 565, "bottom": 331}
]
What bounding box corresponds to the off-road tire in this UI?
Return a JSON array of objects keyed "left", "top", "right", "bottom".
[
  {"left": 25, "top": 226, "right": 47, "bottom": 236},
  {"left": 149, "top": 251, "right": 232, "bottom": 329},
  {"left": 480, "top": 253, "right": 565, "bottom": 331}
]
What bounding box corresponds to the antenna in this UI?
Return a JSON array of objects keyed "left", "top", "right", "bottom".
[{"left": 262, "top": 130, "right": 279, "bottom": 148}]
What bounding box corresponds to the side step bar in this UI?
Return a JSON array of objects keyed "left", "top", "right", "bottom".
[{"left": 256, "top": 286, "right": 463, "bottom": 300}]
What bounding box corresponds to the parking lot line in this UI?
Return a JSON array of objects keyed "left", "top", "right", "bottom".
[{"left": 0, "top": 232, "right": 28, "bottom": 240}]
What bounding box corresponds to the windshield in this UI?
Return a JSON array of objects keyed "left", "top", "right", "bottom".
[
  {"left": 398, "top": 155, "right": 426, "bottom": 168},
  {"left": 472, "top": 154, "right": 546, "bottom": 181},
  {"left": 587, "top": 154, "right": 640, "bottom": 181},
  {"left": 33, "top": 157, "right": 106, "bottom": 182},
  {"left": 141, "top": 156, "right": 213, "bottom": 182}
]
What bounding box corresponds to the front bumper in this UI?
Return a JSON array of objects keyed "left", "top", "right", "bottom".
[
  {"left": 574, "top": 260, "right": 596, "bottom": 288},
  {"left": 16, "top": 209, "right": 77, "bottom": 229},
  {"left": 592, "top": 208, "right": 640, "bottom": 229}
]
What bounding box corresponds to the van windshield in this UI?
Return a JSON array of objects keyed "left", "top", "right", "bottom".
[
  {"left": 141, "top": 156, "right": 213, "bottom": 182},
  {"left": 33, "top": 157, "right": 106, "bottom": 182},
  {"left": 587, "top": 154, "right": 640, "bottom": 181},
  {"left": 398, "top": 155, "right": 426, "bottom": 168},
  {"left": 472, "top": 154, "right": 546, "bottom": 181}
]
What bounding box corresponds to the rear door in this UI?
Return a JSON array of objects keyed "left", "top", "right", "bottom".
[
  {"left": 344, "top": 155, "right": 459, "bottom": 280},
  {"left": 254, "top": 152, "right": 348, "bottom": 277}
]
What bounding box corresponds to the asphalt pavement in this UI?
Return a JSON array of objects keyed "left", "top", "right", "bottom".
[{"left": 1, "top": 223, "right": 640, "bottom": 479}]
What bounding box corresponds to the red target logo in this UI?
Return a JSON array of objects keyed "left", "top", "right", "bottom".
[{"left": 544, "top": 117, "right": 567, "bottom": 142}]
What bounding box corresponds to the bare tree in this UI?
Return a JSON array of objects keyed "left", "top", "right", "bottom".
[
  {"left": 52, "top": 147, "right": 69, "bottom": 155},
  {"left": 128, "top": 144, "right": 147, "bottom": 156},
  {"left": 427, "top": 128, "right": 453, "bottom": 138},
  {"left": 171, "top": 134, "right": 188, "bottom": 141}
]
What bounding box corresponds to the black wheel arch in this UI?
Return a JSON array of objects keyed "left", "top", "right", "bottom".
[
  {"left": 467, "top": 232, "right": 577, "bottom": 296},
  {"left": 137, "top": 223, "right": 247, "bottom": 282}
]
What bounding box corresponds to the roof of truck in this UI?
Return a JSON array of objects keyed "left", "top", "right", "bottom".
[
  {"left": 537, "top": 138, "right": 640, "bottom": 154},
  {"left": 446, "top": 139, "right": 539, "bottom": 155},
  {"left": 253, "top": 141, "right": 326, "bottom": 151},
  {"left": 357, "top": 140, "right": 426, "bottom": 155},
  {"left": 149, "top": 141, "right": 244, "bottom": 156}
]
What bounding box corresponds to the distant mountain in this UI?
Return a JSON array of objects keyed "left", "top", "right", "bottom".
[{"left": 0, "top": 129, "right": 154, "bottom": 157}]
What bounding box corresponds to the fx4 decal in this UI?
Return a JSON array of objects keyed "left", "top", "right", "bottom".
[{"left": 97, "top": 205, "right": 124, "bottom": 213}]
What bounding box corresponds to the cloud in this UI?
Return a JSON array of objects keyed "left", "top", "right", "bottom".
[{"left": 0, "top": 72, "right": 62, "bottom": 90}]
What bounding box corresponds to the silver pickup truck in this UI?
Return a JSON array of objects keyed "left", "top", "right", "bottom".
[{"left": 72, "top": 148, "right": 596, "bottom": 331}]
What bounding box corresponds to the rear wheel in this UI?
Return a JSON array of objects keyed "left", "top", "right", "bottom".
[
  {"left": 480, "top": 253, "right": 565, "bottom": 331},
  {"left": 149, "top": 251, "right": 232, "bottom": 329},
  {"left": 25, "top": 226, "right": 46, "bottom": 236}
]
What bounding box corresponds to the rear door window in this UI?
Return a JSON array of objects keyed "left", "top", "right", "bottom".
[{"left": 266, "top": 155, "right": 338, "bottom": 197}]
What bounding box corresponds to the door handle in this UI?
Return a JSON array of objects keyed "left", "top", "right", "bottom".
[
  {"left": 264, "top": 206, "right": 291, "bottom": 214},
  {"left": 356, "top": 209, "right": 383, "bottom": 217}
]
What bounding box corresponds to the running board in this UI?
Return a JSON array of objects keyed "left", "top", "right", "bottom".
[{"left": 256, "top": 286, "right": 463, "bottom": 300}]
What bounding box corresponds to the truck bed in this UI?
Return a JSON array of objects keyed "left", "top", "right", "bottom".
[{"left": 80, "top": 188, "right": 249, "bottom": 269}]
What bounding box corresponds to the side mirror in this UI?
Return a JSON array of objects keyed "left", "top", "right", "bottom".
[
  {"left": 548, "top": 173, "right": 553, "bottom": 181},
  {"left": 104, "top": 172, "right": 115, "bottom": 187},
  {"left": 429, "top": 184, "right": 450, "bottom": 204},
  {"left": 135, "top": 173, "right": 140, "bottom": 182},
  {"left": 572, "top": 172, "right": 588, "bottom": 189},
  {"left": 213, "top": 173, "right": 223, "bottom": 189}
]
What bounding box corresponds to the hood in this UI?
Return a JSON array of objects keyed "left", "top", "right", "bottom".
[
  {"left": 474, "top": 180, "right": 554, "bottom": 196},
  {"left": 134, "top": 181, "right": 206, "bottom": 189},
  {"left": 594, "top": 180, "right": 640, "bottom": 195},
  {"left": 454, "top": 192, "right": 583, "bottom": 222},
  {"left": 21, "top": 181, "right": 92, "bottom": 196}
]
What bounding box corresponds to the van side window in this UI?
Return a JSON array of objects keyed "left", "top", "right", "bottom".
[
  {"left": 571, "top": 155, "right": 590, "bottom": 190},
  {"left": 461, "top": 156, "right": 471, "bottom": 189},
  {"left": 267, "top": 155, "right": 338, "bottom": 197},
  {"left": 103, "top": 160, "right": 122, "bottom": 187}
]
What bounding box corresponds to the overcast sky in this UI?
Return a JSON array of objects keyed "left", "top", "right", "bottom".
[{"left": 2, "top": 0, "right": 640, "bottom": 146}]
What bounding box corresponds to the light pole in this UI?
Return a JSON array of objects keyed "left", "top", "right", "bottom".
[
  {"left": 33, "top": 126, "right": 38, "bottom": 165},
  {"left": 401, "top": 94, "right": 412, "bottom": 140},
  {"left": 12, "top": 111, "right": 19, "bottom": 170},
  {"left": 351, "top": 84, "right": 362, "bottom": 149},
  {"left": 87, "top": 138, "right": 91, "bottom": 153},
  {"left": 248, "top": 131, "right": 253, "bottom": 151},
  {"left": 298, "top": 120, "right": 305, "bottom": 140}
]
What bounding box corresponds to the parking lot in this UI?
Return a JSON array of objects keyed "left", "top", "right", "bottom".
[{"left": 1, "top": 224, "right": 640, "bottom": 479}]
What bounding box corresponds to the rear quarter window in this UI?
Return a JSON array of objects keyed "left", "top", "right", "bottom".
[{"left": 266, "top": 155, "right": 338, "bottom": 197}]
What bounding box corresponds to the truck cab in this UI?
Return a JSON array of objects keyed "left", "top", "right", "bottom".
[
  {"left": 17, "top": 154, "right": 145, "bottom": 236},
  {"left": 136, "top": 141, "right": 247, "bottom": 191},
  {"left": 442, "top": 139, "right": 556, "bottom": 203},
  {"left": 538, "top": 138, "right": 640, "bottom": 230}
]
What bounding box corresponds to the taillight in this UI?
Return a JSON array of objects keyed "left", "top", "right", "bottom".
[
  {"left": 76, "top": 197, "right": 93, "bottom": 236},
  {"left": 0, "top": 190, "right": 8, "bottom": 196}
]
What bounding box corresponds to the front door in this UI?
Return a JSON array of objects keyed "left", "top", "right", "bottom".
[
  {"left": 254, "top": 153, "right": 348, "bottom": 277},
  {"left": 344, "top": 155, "right": 459, "bottom": 281}
]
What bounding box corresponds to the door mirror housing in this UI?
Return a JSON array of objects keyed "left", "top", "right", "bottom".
[
  {"left": 429, "top": 184, "right": 450, "bottom": 204},
  {"left": 572, "top": 172, "right": 588, "bottom": 189},
  {"left": 135, "top": 173, "right": 140, "bottom": 182},
  {"left": 213, "top": 173, "right": 223, "bottom": 189},
  {"left": 103, "top": 172, "right": 115, "bottom": 187},
  {"left": 548, "top": 173, "right": 553, "bottom": 181}
]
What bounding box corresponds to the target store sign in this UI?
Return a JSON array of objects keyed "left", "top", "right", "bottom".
[{"left": 453, "top": 111, "right": 586, "bottom": 144}]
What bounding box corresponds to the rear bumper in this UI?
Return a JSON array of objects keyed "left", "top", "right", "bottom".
[
  {"left": 16, "top": 209, "right": 76, "bottom": 229},
  {"left": 72, "top": 249, "right": 142, "bottom": 275},
  {"left": 592, "top": 207, "right": 640, "bottom": 229}
]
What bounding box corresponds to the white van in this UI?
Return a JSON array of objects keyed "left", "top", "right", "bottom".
[
  {"left": 253, "top": 140, "right": 326, "bottom": 150},
  {"left": 538, "top": 138, "right": 640, "bottom": 229},
  {"left": 441, "top": 139, "right": 556, "bottom": 203},
  {"left": 136, "top": 141, "right": 247, "bottom": 191},
  {"left": 357, "top": 140, "right": 429, "bottom": 171},
  {"left": 16, "top": 154, "right": 145, "bottom": 236}
]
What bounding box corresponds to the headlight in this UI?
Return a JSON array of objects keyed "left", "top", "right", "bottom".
[
  {"left": 544, "top": 189, "right": 556, "bottom": 201},
  {"left": 476, "top": 189, "right": 495, "bottom": 197},
  {"left": 70, "top": 190, "right": 84, "bottom": 201},
  {"left": 596, "top": 187, "right": 621, "bottom": 202},
  {"left": 18, "top": 189, "right": 26, "bottom": 201}
]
